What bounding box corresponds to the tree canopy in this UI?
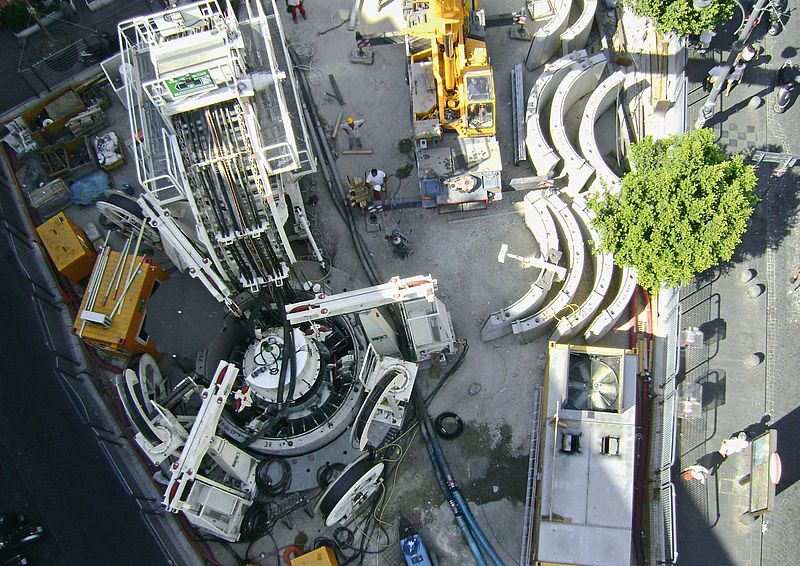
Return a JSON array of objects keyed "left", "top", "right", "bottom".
[
  {"left": 625, "top": 0, "right": 736, "bottom": 38},
  {"left": 588, "top": 128, "right": 758, "bottom": 291}
]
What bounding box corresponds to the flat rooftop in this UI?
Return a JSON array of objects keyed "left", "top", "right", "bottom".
[{"left": 537, "top": 344, "right": 638, "bottom": 566}]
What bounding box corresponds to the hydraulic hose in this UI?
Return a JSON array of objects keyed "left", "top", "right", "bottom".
[
  {"left": 413, "top": 389, "right": 504, "bottom": 566},
  {"left": 291, "top": 49, "right": 382, "bottom": 286},
  {"left": 413, "top": 390, "right": 486, "bottom": 566}
]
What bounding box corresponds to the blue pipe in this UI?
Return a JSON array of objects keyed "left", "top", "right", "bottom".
[
  {"left": 413, "top": 391, "right": 487, "bottom": 566},
  {"left": 453, "top": 489, "right": 505, "bottom": 566},
  {"left": 415, "top": 392, "right": 505, "bottom": 566}
]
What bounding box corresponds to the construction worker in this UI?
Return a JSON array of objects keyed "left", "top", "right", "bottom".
[
  {"left": 286, "top": 0, "right": 307, "bottom": 23},
  {"left": 366, "top": 168, "right": 386, "bottom": 212},
  {"left": 342, "top": 116, "right": 364, "bottom": 150}
]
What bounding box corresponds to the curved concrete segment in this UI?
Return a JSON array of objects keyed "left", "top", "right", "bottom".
[
  {"left": 512, "top": 193, "right": 585, "bottom": 336},
  {"left": 579, "top": 70, "right": 626, "bottom": 195},
  {"left": 524, "top": 191, "right": 560, "bottom": 255},
  {"left": 584, "top": 266, "right": 638, "bottom": 343},
  {"left": 550, "top": 53, "right": 607, "bottom": 197},
  {"left": 550, "top": 200, "right": 614, "bottom": 342},
  {"left": 525, "top": 0, "right": 573, "bottom": 70},
  {"left": 525, "top": 51, "right": 587, "bottom": 178},
  {"left": 561, "top": 0, "right": 598, "bottom": 54},
  {"left": 481, "top": 192, "right": 562, "bottom": 341}
]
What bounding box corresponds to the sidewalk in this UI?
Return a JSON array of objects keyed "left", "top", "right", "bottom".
[{"left": 675, "top": 8, "right": 800, "bottom": 564}]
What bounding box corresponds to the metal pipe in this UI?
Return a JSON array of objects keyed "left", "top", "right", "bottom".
[
  {"left": 109, "top": 256, "right": 147, "bottom": 319},
  {"left": 413, "top": 390, "right": 487, "bottom": 566},
  {"left": 102, "top": 234, "right": 132, "bottom": 306},
  {"left": 124, "top": 220, "right": 147, "bottom": 293}
]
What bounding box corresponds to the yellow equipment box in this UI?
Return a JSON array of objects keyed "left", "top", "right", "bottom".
[
  {"left": 290, "top": 546, "right": 339, "bottom": 566},
  {"left": 36, "top": 212, "right": 97, "bottom": 282},
  {"left": 72, "top": 251, "right": 168, "bottom": 357}
]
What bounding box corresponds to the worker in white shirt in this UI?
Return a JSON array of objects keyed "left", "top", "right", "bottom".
[{"left": 366, "top": 168, "right": 386, "bottom": 212}]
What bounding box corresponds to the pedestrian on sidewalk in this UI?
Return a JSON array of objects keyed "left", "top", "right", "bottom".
[
  {"left": 366, "top": 168, "right": 386, "bottom": 212},
  {"left": 342, "top": 116, "right": 364, "bottom": 150},
  {"left": 696, "top": 29, "right": 716, "bottom": 53},
  {"left": 682, "top": 464, "right": 712, "bottom": 484},
  {"left": 719, "top": 432, "right": 750, "bottom": 457},
  {"left": 705, "top": 65, "right": 725, "bottom": 92},
  {"left": 738, "top": 43, "right": 762, "bottom": 64},
  {"left": 725, "top": 61, "right": 747, "bottom": 96},
  {"left": 286, "top": 0, "right": 307, "bottom": 23}
]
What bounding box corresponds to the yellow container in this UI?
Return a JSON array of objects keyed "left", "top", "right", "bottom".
[
  {"left": 36, "top": 212, "right": 97, "bottom": 282},
  {"left": 72, "top": 252, "right": 168, "bottom": 358},
  {"left": 290, "top": 546, "right": 339, "bottom": 566}
]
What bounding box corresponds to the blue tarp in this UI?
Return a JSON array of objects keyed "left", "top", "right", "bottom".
[{"left": 69, "top": 170, "right": 111, "bottom": 205}]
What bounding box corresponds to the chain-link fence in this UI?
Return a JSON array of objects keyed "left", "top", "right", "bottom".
[{"left": 18, "top": 37, "right": 95, "bottom": 96}]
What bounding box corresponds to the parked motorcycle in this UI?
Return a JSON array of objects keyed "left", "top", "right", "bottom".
[
  {"left": 0, "top": 514, "right": 43, "bottom": 554},
  {"left": 767, "top": 0, "right": 785, "bottom": 35},
  {"left": 775, "top": 60, "right": 800, "bottom": 114}
]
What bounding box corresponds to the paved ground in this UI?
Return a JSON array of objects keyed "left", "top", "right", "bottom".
[{"left": 676, "top": 4, "right": 800, "bottom": 565}]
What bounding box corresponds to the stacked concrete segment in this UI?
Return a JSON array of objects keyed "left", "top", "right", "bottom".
[
  {"left": 549, "top": 53, "right": 607, "bottom": 197},
  {"left": 549, "top": 198, "right": 614, "bottom": 341},
  {"left": 526, "top": 0, "right": 573, "bottom": 70},
  {"left": 560, "top": 0, "right": 599, "bottom": 54},
  {"left": 512, "top": 193, "right": 585, "bottom": 336},
  {"left": 525, "top": 51, "right": 587, "bottom": 178},
  {"left": 584, "top": 266, "right": 638, "bottom": 343},
  {"left": 578, "top": 70, "right": 626, "bottom": 195},
  {"left": 480, "top": 192, "right": 562, "bottom": 341}
]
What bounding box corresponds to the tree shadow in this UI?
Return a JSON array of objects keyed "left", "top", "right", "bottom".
[{"left": 720, "top": 163, "right": 799, "bottom": 273}]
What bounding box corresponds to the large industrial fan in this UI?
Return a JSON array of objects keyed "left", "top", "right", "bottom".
[{"left": 566, "top": 356, "right": 620, "bottom": 412}]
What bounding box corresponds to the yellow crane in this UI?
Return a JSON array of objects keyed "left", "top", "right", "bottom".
[{"left": 405, "top": 0, "right": 496, "bottom": 137}]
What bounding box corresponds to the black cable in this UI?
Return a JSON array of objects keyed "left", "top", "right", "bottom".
[
  {"left": 240, "top": 502, "right": 275, "bottom": 541},
  {"left": 255, "top": 457, "right": 292, "bottom": 496},
  {"left": 291, "top": 48, "right": 382, "bottom": 286},
  {"left": 424, "top": 339, "right": 469, "bottom": 407}
]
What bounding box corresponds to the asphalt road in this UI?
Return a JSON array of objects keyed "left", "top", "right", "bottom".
[{"left": 0, "top": 221, "right": 169, "bottom": 565}]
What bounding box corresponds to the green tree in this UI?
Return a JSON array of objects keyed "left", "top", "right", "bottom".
[
  {"left": 588, "top": 129, "right": 758, "bottom": 291},
  {"left": 625, "top": 0, "right": 736, "bottom": 37}
]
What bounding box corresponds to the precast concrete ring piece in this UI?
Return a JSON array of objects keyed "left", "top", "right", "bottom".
[
  {"left": 550, "top": 53, "right": 607, "bottom": 198},
  {"left": 578, "top": 70, "right": 626, "bottom": 195}
]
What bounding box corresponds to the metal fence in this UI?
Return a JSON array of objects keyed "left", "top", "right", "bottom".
[
  {"left": 649, "top": 289, "right": 681, "bottom": 565},
  {"left": 18, "top": 37, "right": 97, "bottom": 97}
]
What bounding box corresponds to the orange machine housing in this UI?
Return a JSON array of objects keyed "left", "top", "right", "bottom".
[
  {"left": 72, "top": 252, "right": 168, "bottom": 357},
  {"left": 36, "top": 212, "right": 97, "bottom": 282}
]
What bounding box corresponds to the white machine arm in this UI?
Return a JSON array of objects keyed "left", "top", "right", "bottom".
[
  {"left": 285, "top": 275, "right": 437, "bottom": 324},
  {"left": 164, "top": 360, "right": 258, "bottom": 541}
]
